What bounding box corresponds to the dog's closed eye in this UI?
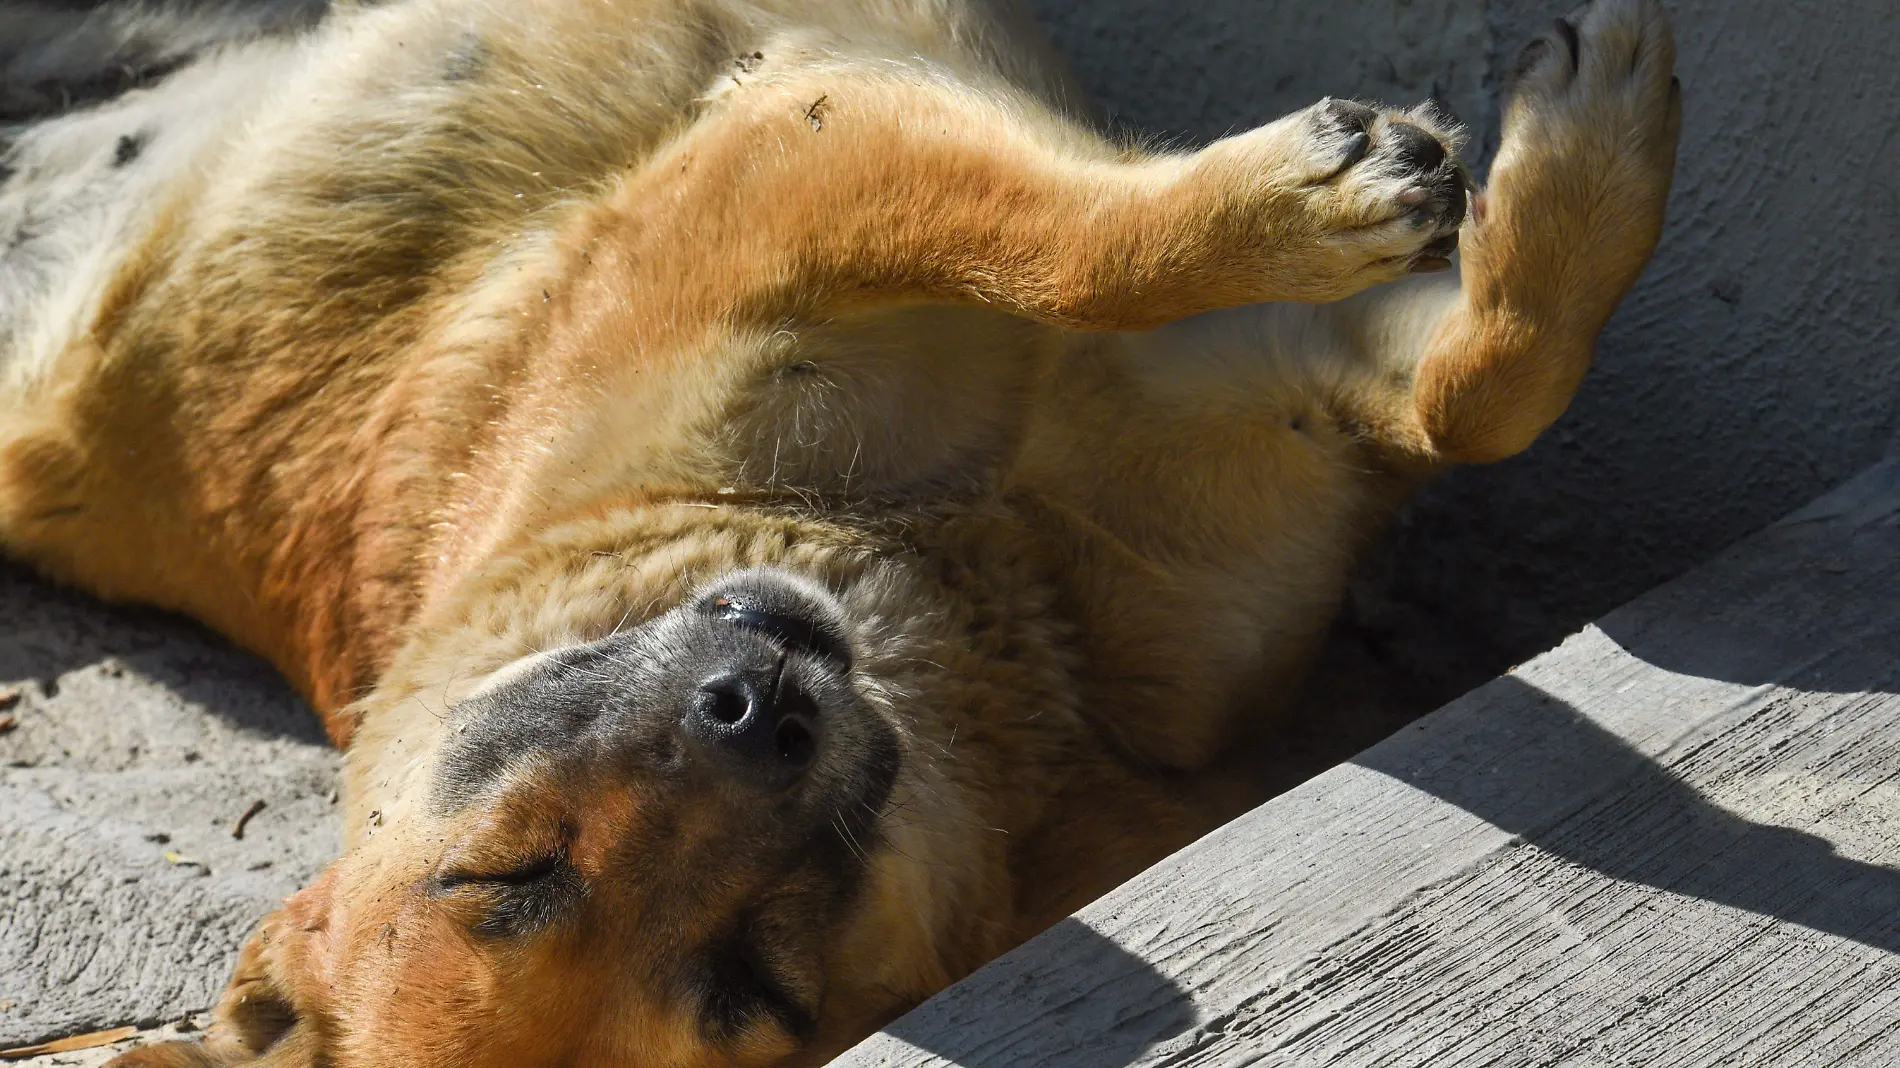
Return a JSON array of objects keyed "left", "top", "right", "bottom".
[{"left": 433, "top": 855, "right": 583, "bottom": 938}]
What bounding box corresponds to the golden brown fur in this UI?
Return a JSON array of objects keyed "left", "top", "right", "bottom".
[{"left": 0, "top": 0, "right": 1679, "bottom": 1063}]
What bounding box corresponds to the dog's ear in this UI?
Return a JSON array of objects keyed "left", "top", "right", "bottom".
[{"left": 106, "top": 867, "right": 340, "bottom": 1067}]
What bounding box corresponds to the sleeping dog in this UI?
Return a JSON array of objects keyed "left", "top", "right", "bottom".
[{"left": 0, "top": 0, "right": 1679, "bottom": 1063}]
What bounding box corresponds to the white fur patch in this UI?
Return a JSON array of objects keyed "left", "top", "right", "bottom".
[{"left": 0, "top": 35, "right": 305, "bottom": 397}]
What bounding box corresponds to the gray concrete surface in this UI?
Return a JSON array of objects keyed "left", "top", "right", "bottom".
[
  {"left": 0, "top": 565, "right": 338, "bottom": 1050},
  {"left": 840, "top": 457, "right": 1900, "bottom": 1068},
  {"left": 1029, "top": 0, "right": 1900, "bottom": 686}
]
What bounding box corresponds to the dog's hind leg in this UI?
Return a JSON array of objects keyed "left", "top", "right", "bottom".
[{"left": 1405, "top": 0, "right": 1682, "bottom": 464}]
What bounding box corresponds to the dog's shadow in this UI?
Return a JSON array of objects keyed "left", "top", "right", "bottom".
[
  {"left": 0, "top": 560, "right": 321, "bottom": 743},
  {"left": 882, "top": 917, "right": 1197, "bottom": 1068},
  {"left": 1358, "top": 677, "right": 1900, "bottom": 960}
]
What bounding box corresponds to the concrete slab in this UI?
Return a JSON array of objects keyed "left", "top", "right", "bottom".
[{"left": 0, "top": 565, "right": 338, "bottom": 1052}]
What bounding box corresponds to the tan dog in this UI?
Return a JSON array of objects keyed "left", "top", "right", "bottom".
[{"left": 0, "top": 0, "right": 1679, "bottom": 1062}]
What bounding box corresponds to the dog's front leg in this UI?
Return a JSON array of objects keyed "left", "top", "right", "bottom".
[{"left": 557, "top": 62, "right": 1471, "bottom": 347}]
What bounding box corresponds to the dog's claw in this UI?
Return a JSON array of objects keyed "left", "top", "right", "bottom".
[{"left": 1552, "top": 17, "right": 1582, "bottom": 73}]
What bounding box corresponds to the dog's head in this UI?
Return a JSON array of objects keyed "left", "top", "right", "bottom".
[{"left": 117, "top": 562, "right": 1053, "bottom": 1067}]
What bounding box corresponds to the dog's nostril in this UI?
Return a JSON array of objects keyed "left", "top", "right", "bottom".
[
  {"left": 698, "top": 680, "right": 754, "bottom": 726},
  {"left": 686, "top": 670, "right": 822, "bottom": 788},
  {"left": 774, "top": 717, "right": 816, "bottom": 766}
]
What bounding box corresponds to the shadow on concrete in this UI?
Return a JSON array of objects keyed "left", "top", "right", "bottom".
[
  {"left": 1358, "top": 457, "right": 1900, "bottom": 953},
  {"left": 1592, "top": 591, "right": 1900, "bottom": 698},
  {"left": 0, "top": 561, "right": 323, "bottom": 744},
  {"left": 1356, "top": 673, "right": 1900, "bottom": 959},
  {"left": 882, "top": 917, "right": 1195, "bottom": 1068}
]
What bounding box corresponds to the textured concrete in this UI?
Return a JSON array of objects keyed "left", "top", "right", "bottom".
[
  {"left": 1029, "top": 0, "right": 1900, "bottom": 684},
  {"left": 1026, "top": 0, "right": 1494, "bottom": 145},
  {"left": 0, "top": 565, "right": 338, "bottom": 1050},
  {"left": 839, "top": 458, "right": 1900, "bottom": 1068}
]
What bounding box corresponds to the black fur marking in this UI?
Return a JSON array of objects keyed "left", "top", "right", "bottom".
[
  {"left": 0, "top": 54, "right": 192, "bottom": 124},
  {"left": 431, "top": 594, "right": 892, "bottom": 820},
  {"left": 1513, "top": 37, "right": 1553, "bottom": 84},
  {"left": 706, "top": 601, "right": 851, "bottom": 670},
  {"left": 697, "top": 934, "right": 819, "bottom": 1043},
  {"left": 441, "top": 33, "right": 488, "bottom": 82},
  {"left": 112, "top": 131, "right": 145, "bottom": 167},
  {"left": 0, "top": 0, "right": 332, "bottom": 123},
  {"left": 431, "top": 641, "right": 627, "bottom": 812},
  {"left": 697, "top": 570, "right": 854, "bottom": 670},
  {"left": 1552, "top": 17, "right": 1583, "bottom": 75}
]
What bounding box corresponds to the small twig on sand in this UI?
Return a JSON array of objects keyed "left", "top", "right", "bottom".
[{"left": 231, "top": 799, "right": 268, "bottom": 839}]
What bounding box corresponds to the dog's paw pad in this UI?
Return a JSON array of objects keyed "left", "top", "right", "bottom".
[{"left": 1304, "top": 101, "right": 1471, "bottom": 270}]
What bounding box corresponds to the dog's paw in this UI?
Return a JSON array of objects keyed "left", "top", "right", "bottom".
[
  {"left": 1503, "top": 0, "right": 1680, "bottom": 165},
  {"left": 1193, "top": 97, "right": 1471, "bottom": 303},
  {"left": 1297, "top": 98, "right": 1471, "bottom": 274},
  {"left": 1472, "top": 0, "right": 1681, "bottom": 306}
]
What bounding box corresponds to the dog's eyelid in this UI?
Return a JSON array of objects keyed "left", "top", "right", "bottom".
[
  {"left": 433, "top": 813, "right": 580, "bottom": 890},
  {"left": 430, "top": 853, "right": 586, "bottom": 940},
  {"left": 431, "top": 839, "right": 575, "bottom": 893},
  {"left": 433, "top": 853, "right": 564, "bottom": 890}
]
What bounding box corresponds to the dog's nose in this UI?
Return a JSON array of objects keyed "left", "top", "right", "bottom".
[{"left": 686, "top": 667, "right": 820, "bottom": 790}]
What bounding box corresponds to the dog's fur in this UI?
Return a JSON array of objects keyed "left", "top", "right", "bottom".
[{"left": 0, "top": 0, "right": 1680, "bottom": 1063}]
